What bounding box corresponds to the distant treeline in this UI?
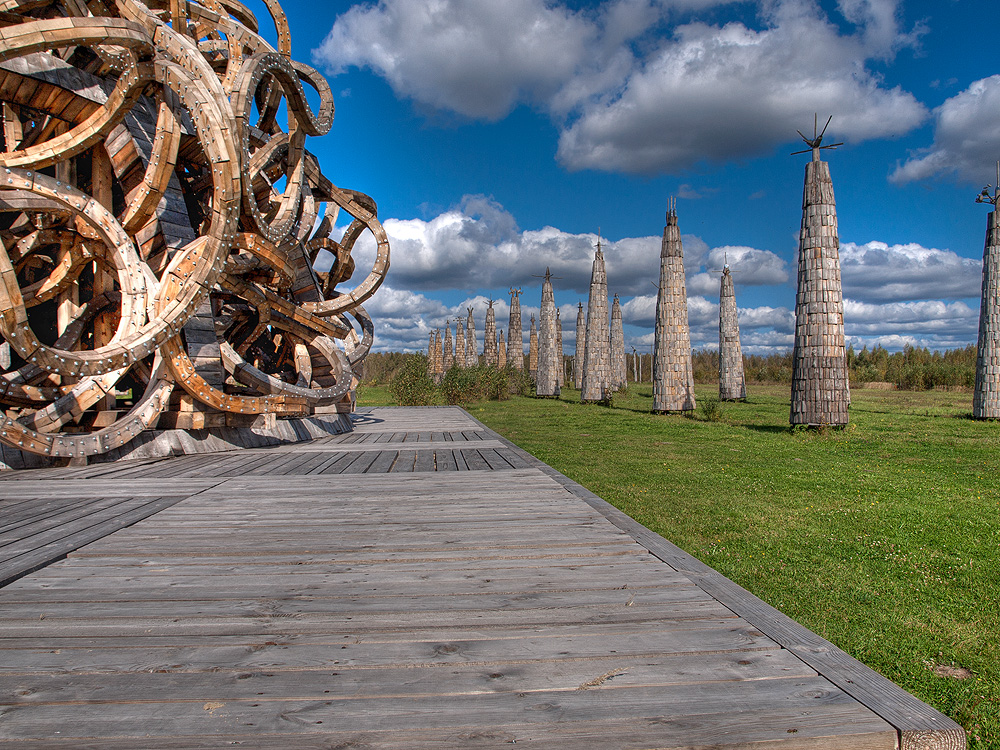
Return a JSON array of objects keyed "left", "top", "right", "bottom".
[{"left": 359, "top": 344, "right": 978, "bottom": 392}]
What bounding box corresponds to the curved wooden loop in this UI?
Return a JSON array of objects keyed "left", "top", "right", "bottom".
[
  {"left": 0, "top": 18, "right": 155, "bottom": 170},
  {"left": 0, "top": 356, "right": 173, "bottom": 458},
  {"left": 302, "top": 186, "right": 390, "bottom": 317}
]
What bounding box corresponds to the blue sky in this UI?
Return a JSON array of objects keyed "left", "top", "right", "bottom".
[{"left": 270, "top": 0, "right": 997, "bottom": 354}]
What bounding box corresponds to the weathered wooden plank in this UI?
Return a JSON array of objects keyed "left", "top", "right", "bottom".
[
  {"left": 459, "top": 448, "right": 490, "bottom": 471},
  {"left": 0, "top": 624, "right": 778, "bottom": 673},
  {"left": 0, "top": 584, "right": 712, "bottom": 622},
  {"left": 363, "top": 450, "right": 397, "bottom": 474},
  {"left": 0, "top": 495, "right": 140, "bottom": 548},
  {"left": 0, "top": 497, "right": 187, "bottom": 588},
  {"left": 335, "top": 451, "right": 382, "bottom": 475},
  {"left": 0, "top": 646, "right": 809, "bottom": 696},
  {"left": 413, "top": 449, "right": 435, "bottom": 472},
  {"left": 389, "top": 450, "right": 415, "bottom": 473},
  {"left": 434, "top": 449, "right": 457, "bottom": 471},
  {"left": 4, "top": 566, "right": 693, "bottom": 602},
  {"left": 0, "top": 679, "right": 895, "bottom": 745},
  {"left": 241, "top": 439, "right": 509, "bottom": 455}
]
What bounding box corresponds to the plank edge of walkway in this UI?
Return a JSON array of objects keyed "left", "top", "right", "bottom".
[{"left": 458, "top": 407, "right": 966, "bottom": 750}]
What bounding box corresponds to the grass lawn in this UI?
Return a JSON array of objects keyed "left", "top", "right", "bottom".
[{"left": 357, "top": 382, "right": 998, "bottom": 748}]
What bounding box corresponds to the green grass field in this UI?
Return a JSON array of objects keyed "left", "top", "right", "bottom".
[{"left": 357, "top": 382, "right": 998, "bottom": 747}]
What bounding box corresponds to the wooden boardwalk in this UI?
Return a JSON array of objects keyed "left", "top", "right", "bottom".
[{"left": 0, "top": 407, "right": 963, "bottom": 749}]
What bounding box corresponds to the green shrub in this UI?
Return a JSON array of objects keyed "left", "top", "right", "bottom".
[
  {"left": 441, "top": 364, "right": 518, "bottom": 404},
  {"left": 698, "top": 394, "right": 724, "bottom": 421},
  {"left": 506, "top": 366, "right": 534, "bottom": 396},
  {"left": 388, "top": 356, "right": 437, "bottom": 405}
]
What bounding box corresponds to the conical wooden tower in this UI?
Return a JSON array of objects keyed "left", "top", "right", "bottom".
[
  {"left": 427, "top": 331, "right": 435, "bottom": 376},
  {"left": 974, "top": 165, "right": 1000, "bottom": 418},
  {"left": 529, "top": 316, "right": 538, "bottom": 378},
  {"left": 556, "top": 309, "right": 565, "bottom": 387},
  {"left": 652, "top": 202, "right": 696, "bottom": 412},
  {"left": 498, "top": 329, "right": 507, "bottom": 368},
  {"left": 465, "top": 308, "right": 479, "bottom": 367},
  {"left": 484, "top": 299, "right": 498, "bottom": 366},
  {"left": 719, "top": 267, "right": 747, "bottom": 401},
  {"left": 508, "top": 288, "right": 524, "bottom": 370},
  {"left": 456, "top": 318, "right": 466, "bottom": 367},
  {"left": 790, "top": 117, "right": 848, "bottom": 426},
  {"left": 432, "top": 329, "right": 444, "bottom": 383},
  {"left": 581, "top": 237, "right": 611, "bottom": 402},
  {"left": 536, "top": 268, "right": 560, "bottom": 396},
  {"left": 610, "top": 293, "right": 626, "bottom": 390},
  {"left": 443, "top": 322, "right": 454, "bottom": 371}
]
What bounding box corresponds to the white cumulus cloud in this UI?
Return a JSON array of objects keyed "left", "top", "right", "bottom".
[
  {"left": 840, "top": 241, "right": 981, "bottom": 302},
  {"left": 315, "top": 0, "right": 927, "bottom": 174},
  {"left": 891, "top": 75, "right": 1000, "bottom": 185}
]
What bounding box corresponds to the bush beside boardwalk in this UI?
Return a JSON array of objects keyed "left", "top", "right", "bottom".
[{"left": 357, "top": 381, "right": 998, "bottom": 748}]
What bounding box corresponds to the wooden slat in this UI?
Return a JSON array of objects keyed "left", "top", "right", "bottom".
[{"left": 0, "top": 496, "right": 188, "bottom": 587}]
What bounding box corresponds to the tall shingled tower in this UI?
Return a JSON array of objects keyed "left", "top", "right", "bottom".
[
  {"left": 581, "top": 235, "right": 611, "bottom": 402},
  {"left": 529, "top": 316, "right": 538, "bottom": 378},
  {"left": 484, "top": 299, "right": 498, "bottom": 366},
  {"left": 432, "top": 330, "right": 444, "bottom": 383},
  {"left": 652, "top": 201, "right": 696, "bottom": 412},
  {"left": 536, "top": 268, "right": 560, "bottom": 396},
  {"left": 974, "top": 163, "right": 1000, "bottom": 418},
  {"left": 719, "top": 267, "right": 747, "bottom": 401},
  {"left": 456, "top": 317, "right": 466, "bottom": 367},
  {"left": 790, "top": 116, "right": 849, "bottom": 426},
  {"left": 610, "top": 293, "right": 626, "bottom": 390},
  {"left": 498, "top": 329, "right": 507, "bottom": 368},
  {"left": 574, "top": 302, "right": 586, "bottom": 389},
  {"left": 443, "top": 321, "right": 454, "bottom": 371},
  {"left": 465, "top": 308, "right": 479, "bottom": 367},
  {"left": 508, "top": 288, "right": 524, "bottom": 370},
  {"left": 556, "top": 309, "right": 565, "bottom": 387}
]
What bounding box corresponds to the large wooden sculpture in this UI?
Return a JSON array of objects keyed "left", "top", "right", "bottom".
[
  {"left": 790, "top": 117, "right": 848, "bottom": 426},
  {"left": 0, "top": 0, "right": 389, "bottom": 461}
]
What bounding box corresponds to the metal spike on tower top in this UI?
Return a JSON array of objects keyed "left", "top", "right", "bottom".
[{"left": 791, "top": 114, "right": 843, "bottom": 161}]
